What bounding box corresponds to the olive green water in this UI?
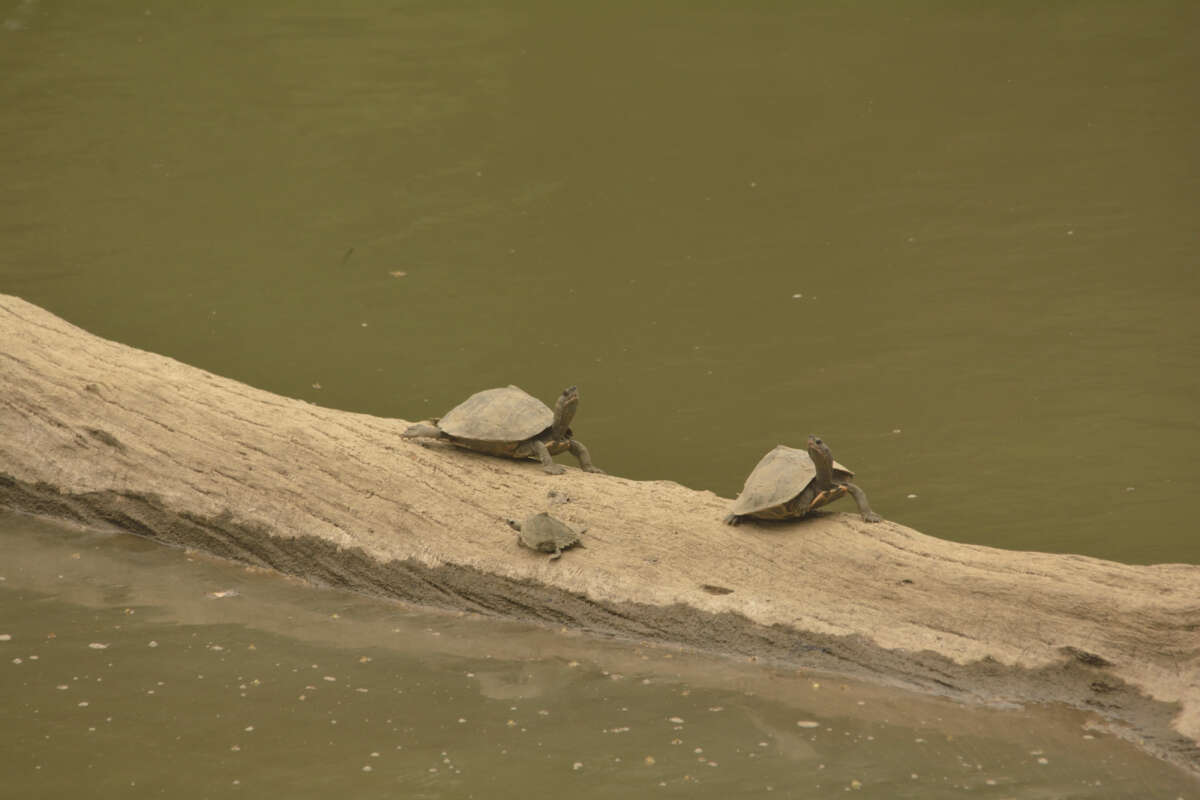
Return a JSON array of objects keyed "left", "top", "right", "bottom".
[
  {"left": 2, "top": 1, "right": 1198, "bottom": 794},
  {"left": 5, "top": 511, "right": 1199, "bottom": 799}
]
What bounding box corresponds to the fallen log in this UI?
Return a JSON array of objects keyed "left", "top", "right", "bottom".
[{"left": 2, "top": 293, "right": 1198, "bottom": 775}]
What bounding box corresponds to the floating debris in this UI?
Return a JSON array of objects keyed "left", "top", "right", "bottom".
[
  {"left": 389, "top": 271, "right": 407, "bottom": 278},
  {"left": 0, "top": 634, "right": 10, "bottom": 641},
  {"left": 206, "top": 590, "right": 239, "bottom": 599},
  {"left": 88, "top": 642, "right": 110, "bottom": 650},
  {"left": 796, "top": 720, "right": 820, "bottom": 728}
]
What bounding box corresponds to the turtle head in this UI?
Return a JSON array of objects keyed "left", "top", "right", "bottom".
[
  {"left": 807, "top": 434, "right": 836, "bottom": 487},
  {"left": 551, "top": 385, "right": 579, "bottom": 439}
]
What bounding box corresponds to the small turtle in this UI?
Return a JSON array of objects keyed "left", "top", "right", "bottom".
[
  {"left": 402, "top": 385, "right": 602, "bottom": 475},
  {"left": 724, "top": 435, "right": 882, "bottom": 525},
  {"left": 507, "top": 512, "right": 586, "bottom": 560}
]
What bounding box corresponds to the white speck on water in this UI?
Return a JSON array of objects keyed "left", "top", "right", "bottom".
[
  {"left": 796, "top": 721, "right": 820, "bottom": 728},
  {"left": 11, "top": 658, "right": 21, "bottom": 664},
  {"left": 78, "top": 701, "right": 89, "bottom": 707},
  {"left": 56, "top": 685, "right": 69, "bottom": 691},
  {"left": 1037, "top": 757, "right": 1049, "bottom": 765},
  {"left": 148, "top": 641, "right": 158, "bottom": 648},
  {"left": 668, "top": 716, "right": 685, "bottom": 724},
  {"left": 906, "top": 494, "right": 918, "bottom": 499},
  {"left": 0, "top": 634, "right": 10, "bottom": 641},
  {"left": 244, "top": 726, "right": 254, "bottom": 732},
  {"left": 792, "top": 293, "right": 803, "bottom": 299},
  {"left": 88, "top": 643, "right": 109, "bottom": 650},
  {"left": 370, "top": 752, "right": 379, "bottom": 758},
  {"left": 1125, "top": 486, "right": 1135, "bottom": 492},
  {"left": 323, "top": 676, "right": 336, "bottom": 682},
  {"left": 457, "top": 718, "right": 466, "bottom": 724},
  {"left": 362, "top": 765, "right": 373, "bottom": 773},
  {"left": 572, "top": 762, "right": 583, "bottom": 771},
  {"left": 892, "top": 429, "right": 902, "bottom": 434}
]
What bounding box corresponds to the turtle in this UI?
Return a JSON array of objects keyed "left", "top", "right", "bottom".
[
  {"left": 507, "top": 512, "right": 586, "bottom": 560},
  {"left": 724, "top": 435, "right": 882, "bottom": 525},
  {"left": 402, "top": 385, "right": 602, "bottom": 475}
]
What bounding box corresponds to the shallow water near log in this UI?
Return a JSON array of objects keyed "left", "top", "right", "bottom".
[
  {"left": 2, "top": 0, "right": 1198, "bottom": 792},
  {"left": 3, "top": 513, "right": 1195, "bottom": 798}
]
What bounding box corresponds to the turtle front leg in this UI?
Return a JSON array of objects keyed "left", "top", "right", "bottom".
[
  {"left": 548, "top": 545, "right": 563, "bottom": 561},
  {"left": 723, "top": 513, "right": 743, "bottom": 526},
  {"left": 568, "top": 439, "right": 604, "bottom": 473},
  {"left": 530, "top": 440, "right": 566, "bottom": 475},
  {"left": 843, "top": 482, "right": 882, "bottom": 523}
]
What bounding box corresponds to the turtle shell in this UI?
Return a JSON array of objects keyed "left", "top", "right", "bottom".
[
  {"left": 437, "top": 386, "right": 553, "bottom": 443},
  {"left": 518, "top": 512, "right": 582, "bottom": 552},
  {"left": 730, "top": 444, "right": 855, "bottom": 516}
]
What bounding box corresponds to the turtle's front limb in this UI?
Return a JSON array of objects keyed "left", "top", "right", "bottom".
[
  {"left": 568, "top": 439, "right": 604, "bottom": 473},
  {"left": 548, "top": 545, "right": 563, "bottom": 561},
  {"left": 531, "top": 440, "right": 567, "bottom": 475},
  {"left": 843, "top": 482, "right": 882, "bottom": 523},
  {"left": 402, "top": 423, "right": 444, "bottom": 440},
  {"left": 723, "top": 513, "right": 743, "bottom": 526}
]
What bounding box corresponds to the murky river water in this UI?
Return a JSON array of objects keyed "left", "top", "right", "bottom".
[
  {"left": 4, "top": 512, "right": 1196, "bottom": 798},
  {"left": 2, "top": 0, "right": 1198, "bottom": 793}
]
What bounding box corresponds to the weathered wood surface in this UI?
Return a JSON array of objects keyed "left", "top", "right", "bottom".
[{"left": 1, "top": 294, "right": 1197, "bottom": 774}]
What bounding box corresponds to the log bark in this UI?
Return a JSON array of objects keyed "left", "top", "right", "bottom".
[{"left": 2, "top": 293, "right": 1198, "bottom": 775}]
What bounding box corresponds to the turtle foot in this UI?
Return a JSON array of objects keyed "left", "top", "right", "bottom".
[
  {"left": 723, "top": 514, "right": 742, "bottom": 526},
  {"left": 862, "top": 511, "right": 882, "bottom": 523},
  {"left": 543, "top": 464, "right": 567, "bottom": 476},
  {"left": 583, "top": 466, "right": 606, "bottom": 475}
]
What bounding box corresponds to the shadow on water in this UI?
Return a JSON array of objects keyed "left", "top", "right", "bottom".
[{"left": 2, "top": 513, "right": 1195, "bottom": 798}]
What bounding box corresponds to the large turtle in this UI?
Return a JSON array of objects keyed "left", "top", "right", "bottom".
[
  {"left": 507, "top": 512, "right": 586, "bottom": 560},
  {"left": 724, "top": 435, "right": 881, "bottom": 525},
  {"left": 402, "top": 385, "right": 602, "bottom": 475}
]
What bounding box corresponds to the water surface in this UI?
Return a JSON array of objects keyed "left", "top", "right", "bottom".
[{"left": 2, "top": 513, "right": 1194, "bottom": 798}]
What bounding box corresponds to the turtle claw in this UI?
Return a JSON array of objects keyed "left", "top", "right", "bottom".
[
  {"left": 583, "top": 466, "right": 605, "bottom": 475},
  {"left": 543, "top": 464, "right": 567, "bottom": 476},
  {"left": 724, "top": 514, "right": 742, "bottom": 526},
  {"left": 862, "top": 511, "right": 882, "bottom": 523}
]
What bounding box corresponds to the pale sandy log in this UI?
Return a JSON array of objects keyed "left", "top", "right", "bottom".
[{"left": 1, "top": 294, "right": 1197, "bottom": 775}]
